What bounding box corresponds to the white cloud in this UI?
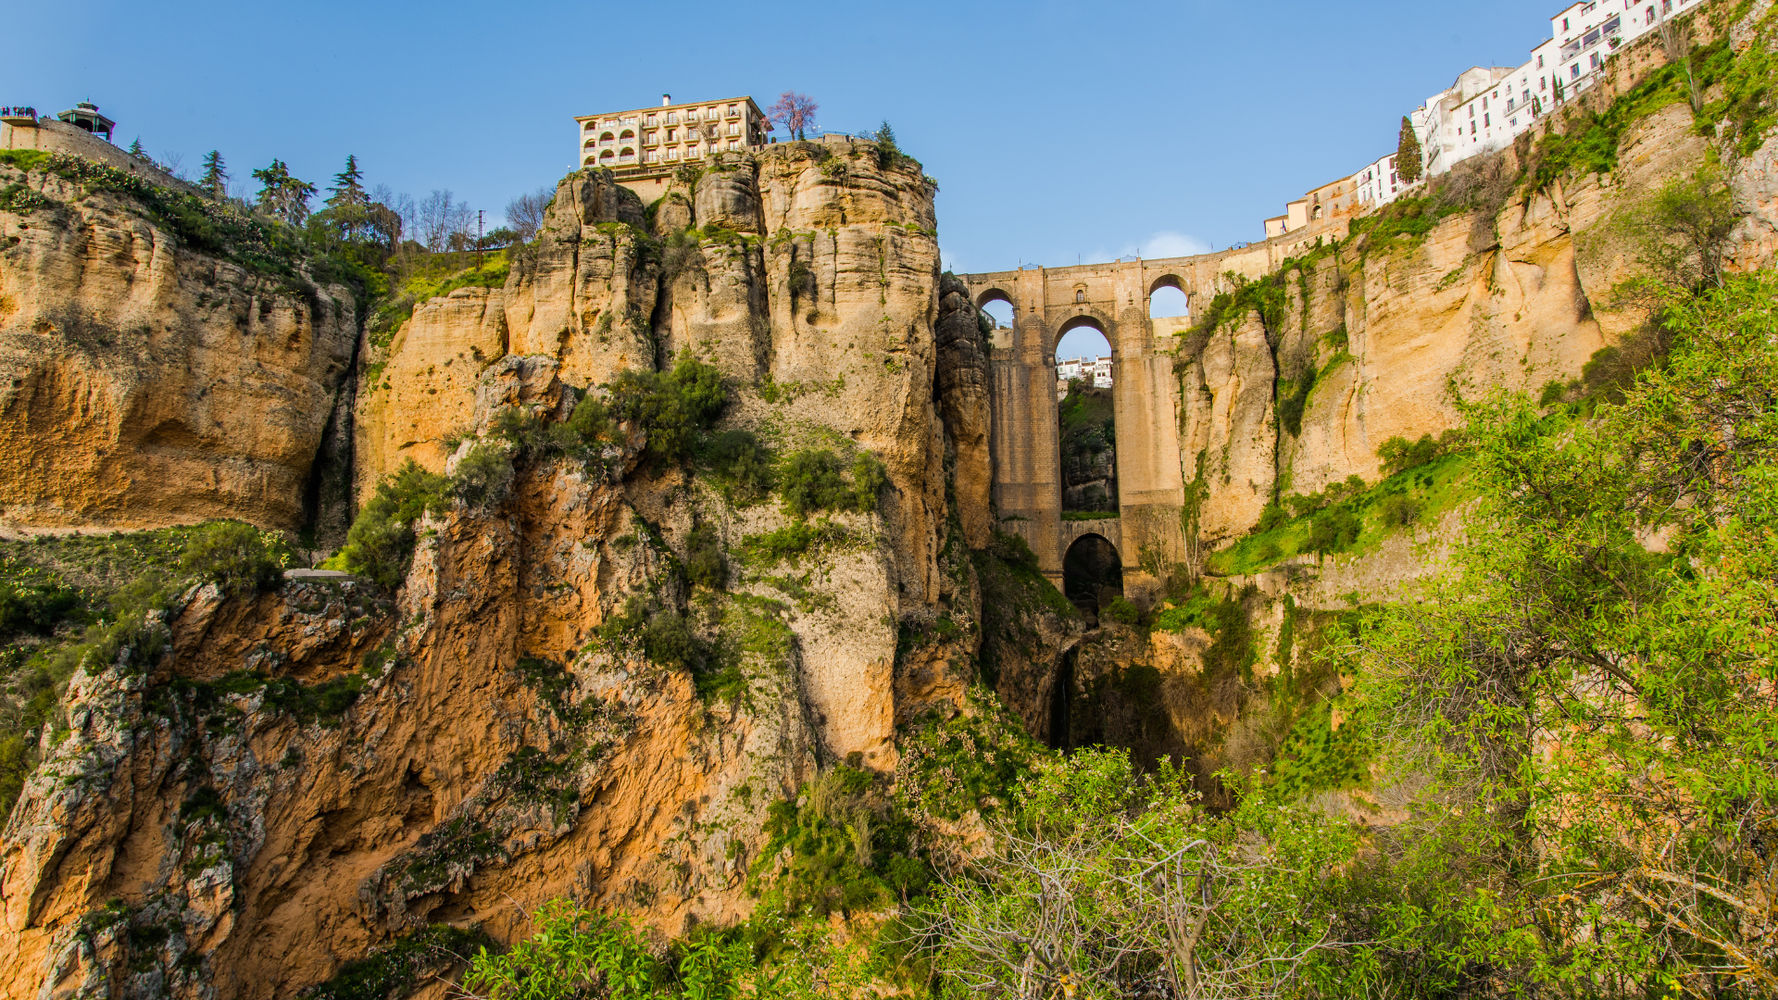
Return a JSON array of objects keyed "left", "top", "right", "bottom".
[
  {"left": 1133, "top": 230, "right": 1211, "bottom": 259},
  {"left": 1074, "top": 229, "right": 1212, "bottom": 267}
]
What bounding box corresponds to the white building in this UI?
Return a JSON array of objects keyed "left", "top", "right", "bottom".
[
  {"left": 574, "top": 94, "right": 769, "bottom": 172},
  {"left": 1410, "top": 0, "right": 1706, "bottom": 180},
  {"left": 1056, "top": 356, "right": 1113, "bottom": 398}
]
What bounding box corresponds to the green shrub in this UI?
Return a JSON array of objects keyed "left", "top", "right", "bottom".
[
  {"left": 780, "top": 449, "right": 849, "bottom": 517},
  {"left": 701, "top": 429, "right": 774, "bottom": 499},
  {"left": 1380, "top": 494, "right": 1423, "bottom": 528},
  {"left": 1308, "top": 506, "right": 1362, "bottom": 555},
  {"left": 332, "top": 461, "right": 449, "bottom": 588},
  {"left": 304, "top": 925, "right": 496, "bottom": 1000},
  {"left": 178, "top": 521, "right": 286, "bottom": 595},
  {"left": 988, "top": 528, "right": 1040, "bottom": 570},
  {"left": 451, "top": 442, "right": 515, "bottom": 511},
  {"left": 1104, "top": 597, "right": 1141, "bottom": 626},
  {"left": 1257, "top": 503, "right": 1290, "bottom": 532},
  {"left": 606, "top": 352, "right": 728, "bottom": 465},
  {"left": 780, "top": 447, "right": 887, "bottom": 518},
  {"left": 0, "top": 582, "right": 82, "bottom": 640},
  {"left": 850, "top": 451, "right": 888, "bottom": 512},
  {"left": 684, "top": 523, "right": 726, "bottom": 590},
  {"left": 1278, "top": 365, "right": 1317, "bottom": 437},
  {"left": 1376, "top": 431, "right": 1461, "bottom": 477},
  {"left": 736, "top": 520, "right": 852, "bottom": 567}
]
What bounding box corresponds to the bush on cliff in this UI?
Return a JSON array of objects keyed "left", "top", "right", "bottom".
[
  {"left": 779, "top": 448, "right": 887, "bottom": 518},
  {"left": 177, "top": 521, "right": 289, "bottom": 595},
  {"left": 331, "top": 461, "right": 449, "bottom": 588}
]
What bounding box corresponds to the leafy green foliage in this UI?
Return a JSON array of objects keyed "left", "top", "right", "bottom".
[
  {"left": 753, "top": 766, "right": 923, "bottom": 919},
  {"left": 683, "top": 523, "right": 726, "bottom": 590},
  {"left": 734, "top": 520, "right": 853, "bottom": 568},
  {"left": 303, "top": 924, "right": 495, "bottom": 1000},
  {"left": 330, "top": 460, "right": 449, "bottom": 588},
  {"left": 1102, "top": 596, "right": 1141, "bottom": 626},
  {"left": 1344, "top": 273, "right": 1778, "bottom": 992},
  {"left": 1375, "top": 430, "right": 1462, "bottom": 477},
  {"left": 450, "top": 442, "right": 515, "bottom": 511},
  {"left": 1277, "top": 363, "right": 1318, "bottom": 438},
  {"left": 606, "top": 353, "right": 728, "bottom": 466},
  {"left": 177, "top": 521, "right": 289, "bottom": 595},
  {"left": 778, "top": 448, "right": 886, "bottom": 518},
  {"left": 1531, "top": 39, "right": 1733, "bottom": 190},
  {"left": 699, "top": 430, "right": 774, "bottom": 502}
]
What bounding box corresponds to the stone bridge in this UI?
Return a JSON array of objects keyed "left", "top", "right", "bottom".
[{"left": 956, "top": 223, "right": 1344, "bottom": 593}]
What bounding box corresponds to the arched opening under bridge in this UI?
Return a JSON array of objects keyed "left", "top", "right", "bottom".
[
  {"left": 1056, "top": 318, "right": 1116, "bottom": 515},
  {"left": 1062, "top": 533, "right": 1123, "bottom": 614}
]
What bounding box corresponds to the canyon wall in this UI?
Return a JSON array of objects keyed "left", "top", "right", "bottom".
[
  {"left": 0, "top": 163, "right": 358, "bottom": 533},
  {"left": 0, "top": 139, "right": 1008, "bottom": 999}
]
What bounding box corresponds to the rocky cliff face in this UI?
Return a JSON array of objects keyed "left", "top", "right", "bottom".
[
  {"left": 0, "top": 163, "right": 357, "bottom": 533},
  {"left": 1176, "top": 100, "right": 1717, "bottom": 544},
  {"left": 0, "top": 139, "right": 1008, "bottom": 999}
]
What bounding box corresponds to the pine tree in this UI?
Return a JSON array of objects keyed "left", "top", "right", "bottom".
[
  {"left": 326, "top": 154, "right": 367, "bottom": 210},
  {"left": 1396, "top": 116, "right": 1424, "bottom": 185},
  {"left": 127, "top": 137, "right": 147, "bottom": 159},
  {"left": 251, "top": 159, "right": 317, "bottom": 227},
  {"left": 200, "top": 151, "right": 228, "bottom": 200}
]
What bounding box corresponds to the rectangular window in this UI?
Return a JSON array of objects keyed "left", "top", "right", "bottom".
[
  {"left": 645, "top": 114, "right": 656, "bottom": 126},
  {"left": 667, "top": 148, "right": 678, "bottom": 160},
  {"left": 1484, "top": 113, "right": 1490, "bottom": 126},
  {"left": 1572, "top": 64, "right": 1581, "bottom": 78},
  {"left": 667, "top": 113, "right": 678, "bottom": 124}
]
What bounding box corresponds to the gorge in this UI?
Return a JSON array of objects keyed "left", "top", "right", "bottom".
[{"left": 2, "top": 2, "right": 1778, "bottom": 996}]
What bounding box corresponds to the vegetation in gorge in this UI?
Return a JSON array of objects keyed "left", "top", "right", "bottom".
[
  {"left": 0, "top": 522, "right": 294, "bottom": 818},
  {"left": 462, "top": 270, "right": 1778, "bottom": 1000},
  {"left": 1057, "top": 381, "right": 1117, "bottom": 512}
]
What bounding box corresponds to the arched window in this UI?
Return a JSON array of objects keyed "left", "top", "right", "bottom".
[
  {"left": 1148, "top": 278, "right": 1189, "bottom": 320},
  {"left": 600, "top": 132, "right": 616, "bottom": 146},
  {"left": 620, "top": 129, "right": 635, "bottom": 141},
  {"left": 584, "top": 138, "right": 596, "bottom": 149},
  {"left": 583, "top": 121, "right": 596, "bottom": 131},
  {"left": 1075, "top": 289, "right": 1085, "bottom": 303}
]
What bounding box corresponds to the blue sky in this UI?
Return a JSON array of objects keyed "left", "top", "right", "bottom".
[{"left": 8, "top": 0, "right": 1559, "bottom": 276}]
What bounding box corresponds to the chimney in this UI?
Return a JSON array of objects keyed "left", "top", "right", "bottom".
[{"left": 662, "top": 94, "right": 671, "bottom": 107}]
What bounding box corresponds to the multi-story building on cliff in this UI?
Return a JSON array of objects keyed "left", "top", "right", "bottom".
[
  {"left": 1413, "top": 0, "right": 1707, "bottom": 179},
  {"left": 1263, "top": 173, "right": 1361, "bottom": 239},
  {"left": 575, "top": 95, "right": 770, "bottom": 173}
]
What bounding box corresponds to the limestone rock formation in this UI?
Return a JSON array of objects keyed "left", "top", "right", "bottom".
[{"left": 0, "top": 166, "right": 357, "bottom": 532}]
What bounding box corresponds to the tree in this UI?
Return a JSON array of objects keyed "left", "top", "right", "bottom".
[
  {"left": 1351, "top": 274, "right": 1778, "bottom": 992},
  {"left": 127, "top": 137, "right": 146, "bottom": 159},
  {"left": 199, "top": 150, "right": 228, "bottom": 200},
  {"left": 251, "top": 159, "right": 317, "bottom": 227},
  {"left": 504, "top": 185, "right": 553, "bottom": 243},
  {"left": 767, "top": 91, "right": 819, "bottom": 141},
  {"left": 1395, "top": 116, "right": 1423, "bottom": 184},
  {"left": 326, "top": 154, "right": 367, "bottom": 211},
  {"left": 1634, "top": 167, "right": 1738, "bottom": 291},
  {"left": 872, "top": 120, "right": 902, "bottom": 167}
]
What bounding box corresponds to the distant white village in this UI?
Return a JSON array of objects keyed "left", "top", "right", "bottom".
[
  {"left": 1056, "top": 356, "right": 1114, "bottom": 399},
  {"left": 1264, "top": 0, "right": 1705, "bottom": 238}
]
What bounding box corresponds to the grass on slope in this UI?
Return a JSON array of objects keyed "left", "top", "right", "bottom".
[{"left": 1206, "top": 453, "right": 1477, "bottom": 577}]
